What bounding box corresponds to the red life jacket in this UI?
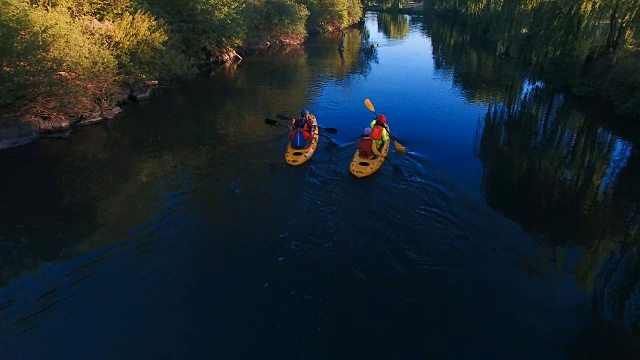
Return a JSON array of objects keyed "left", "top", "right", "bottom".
[
  {"left": 370, "top": 125, "right": 384, "bottom": 140},
  {"left": 358, "top": 137, "right": 373, "bottom": 158},
  {"left": 305, "top": 119, "right": 315, "bottom": 130}
]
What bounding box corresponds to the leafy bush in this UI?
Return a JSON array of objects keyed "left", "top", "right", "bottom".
[
  {"left": 0, "top": 0, "right": 55, "bottom": 107},
  {"left": 26, "top": 5, "right": 118, "bottom": 111},
  {"left": 143, "top": 0, "right": 248, "bottom": 61},
  {"left": 27, "top": 0, "right": 137, "bottom": 21},
  {"left": 1, "top": 0, "right": 117, "bottom": 113},
  {"left": 86, "top": 10, "right": 169, "bottom": 77},
  {"left": 299, "top": 0, "right": 363, "bottom": 32},
  {"left": 605, "top": 53, "right": 640, "bottom": 119},
  {"left": 245, "top": 0, "right": 309, "bottom": 44},
  {"left": 28, "top": 6, "right": 117, "bottom": 77}
]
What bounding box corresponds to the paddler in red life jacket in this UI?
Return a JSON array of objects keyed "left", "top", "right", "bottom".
[
  {"left": 369, "top": 114, "right": 389, "bottom": 149},
  {"left": 358, "top": 127, "right": 384, "bottom": 159},
  {"left": 296, "top": 108, "right": 316, "bottom": 135},
  {"left": 288, "top": 109, "right": 314, "bottom": 149}
]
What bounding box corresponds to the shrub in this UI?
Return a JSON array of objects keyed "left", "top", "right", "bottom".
[{"left": 605, "top": 53, "right": 640, "bottom": 119}]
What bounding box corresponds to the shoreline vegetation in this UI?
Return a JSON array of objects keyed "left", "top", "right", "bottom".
[
  {"left": 423, "top": 0, "right": 640, "bottom": 123},
  {"left": 0, "top": 0, "right": 364, "bottom": 150},
  {"left": 1, "top": 0, "right": 638, "bottom": 151}
]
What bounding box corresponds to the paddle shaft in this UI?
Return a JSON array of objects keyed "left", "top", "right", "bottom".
[
  {"left": 364, "top": 98, "right": 406, "bottom": 153},
  {"left": 264, "top": 118, "right": 329, "bottom": 138},
  {"left": 275, "top": 113, "right": 338, "bottom": 135}
]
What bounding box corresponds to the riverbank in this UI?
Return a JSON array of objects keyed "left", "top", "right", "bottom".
[
  {"left": 0, "top": 0, "right": 363, "bottom": 151},
  {"left": 1, "top": 53, "right": 249, "bottom": 151},
  {"left": 0, "top": 78, "right": 154, "bottom": 150}
]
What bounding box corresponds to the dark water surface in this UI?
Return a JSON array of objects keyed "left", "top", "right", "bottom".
[{"left": 1, "top": 13, "right": 639, "bottom": 359}]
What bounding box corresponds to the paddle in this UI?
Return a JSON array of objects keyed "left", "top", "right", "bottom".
[
  {"left": 275, "top": 114, "right": 338, "bottom": 135},
  {"left": 264, "top": 118, "right": 331, "bottom": 138},
  {"left": 265, "top": 118, "right": 288, "bottom": 127},
  {"left": 363, "top": 98, "right": 407, "bottom": 153}
]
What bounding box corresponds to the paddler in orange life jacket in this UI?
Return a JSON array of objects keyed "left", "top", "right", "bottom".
[
  {"left": 288, "top": 108, "right": 315, "bottom": 149},
  {"left": 358, "top": 127, "right": 384, "bottom": 159},
  {"left": 369, "top": 114, "right": 389, "bottom": 149}
]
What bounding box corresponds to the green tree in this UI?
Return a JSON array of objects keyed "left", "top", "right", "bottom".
[
  {"left": 244, "top": 0, "right": 309, "bottom": 44},
  {"left": 85, "top": 10, "right": 170, "bottom": 77},
  {"left": 0, "top": 0, "right": 56, "bottom": 107},
  {"left": 299, "top": 0, "right": 363, "bottom": 32},
  {"left": 428, "top": 0, "right": 640, "bottom": 118}
]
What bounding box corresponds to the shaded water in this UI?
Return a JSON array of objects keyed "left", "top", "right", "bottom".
[{"left": 1, "top": 12, "right": 639, "bottom": 359}]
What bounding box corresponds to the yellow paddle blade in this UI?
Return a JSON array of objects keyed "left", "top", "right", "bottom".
[
  {"left": 394, "top": 140, "right": 407, "bottom": 153},
  {"left": 364, "top": 98, "right": 375, "bottom": 113}
]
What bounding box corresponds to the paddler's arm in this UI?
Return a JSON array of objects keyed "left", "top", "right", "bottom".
[
  {"left": 372, "top": 142, "right": 384, "bottom": 158},
  {"left": 381, "top": 129, "right": 389, "bottom": 142}
]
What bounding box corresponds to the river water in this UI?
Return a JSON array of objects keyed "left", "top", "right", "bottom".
[{"left": 1, "top": 12, "right": 639, "bottom": 359}]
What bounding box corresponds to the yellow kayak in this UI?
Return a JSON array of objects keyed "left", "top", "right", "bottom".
[
  {"left": 285, "top": 114, "right": 319, "bottom": 166},
  {"left": 350, "top": 138, "right": 390, "bottom": 178}
]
